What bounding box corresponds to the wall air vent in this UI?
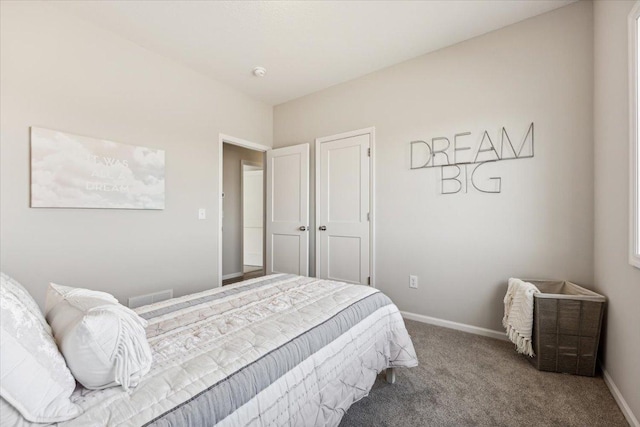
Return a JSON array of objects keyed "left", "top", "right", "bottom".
[{"left": 128, "top": 289, "right": 173, "bottom": 309}]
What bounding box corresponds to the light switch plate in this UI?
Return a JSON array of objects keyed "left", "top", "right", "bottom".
[{"left": 198, "top": 208, "right": 206, "bottom": 220}]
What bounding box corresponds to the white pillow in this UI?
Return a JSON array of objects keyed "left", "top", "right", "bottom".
[
  {"left": 45, "top": 283, "right": 152, "bottom": 391},
  {"left": 0, "top": 274, "right": 81, "bottom": 423},
  {"left": 0, "top": 272, "right": 50, "bottom": 331}
]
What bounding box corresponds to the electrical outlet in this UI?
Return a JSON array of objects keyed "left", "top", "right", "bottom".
[{"left": 409, "top": 275, "right": 418, "bottom": 289}]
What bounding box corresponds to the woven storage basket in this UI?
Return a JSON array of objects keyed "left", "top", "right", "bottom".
[{"left": 527, "top": 280, "right": 606, "bottom": 377}]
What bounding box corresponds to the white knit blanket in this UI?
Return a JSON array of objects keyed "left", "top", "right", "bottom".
[{"left": 503, "top": 278, "right": 539, "bottom": 357}]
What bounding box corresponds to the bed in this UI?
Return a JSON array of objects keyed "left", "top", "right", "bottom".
[{"left": 4, "top": 274, "right": 418, "bottom": 426}]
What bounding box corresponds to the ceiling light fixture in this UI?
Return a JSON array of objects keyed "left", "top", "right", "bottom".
[{"left": 252, "top": 66, "right": 267, "bottom": 78}]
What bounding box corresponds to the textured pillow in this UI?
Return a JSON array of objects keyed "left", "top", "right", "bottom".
[
  {"left": 45, "top": 283, "right": 152, "bottom": 391},
  {"left": 0, "top": 272, "right": 50, "bottom": 331},
  {"left": 0, "top": 274, "right": 81, "bottom": 423}
]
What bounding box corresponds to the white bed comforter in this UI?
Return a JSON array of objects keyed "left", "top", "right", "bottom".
[{"left": 3, "top": 274, "right": 417, "bottom": 426}]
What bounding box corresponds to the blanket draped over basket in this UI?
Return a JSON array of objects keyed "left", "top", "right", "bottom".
[{"left": 503, "top": 278, "right": 539, "bottom": 357}]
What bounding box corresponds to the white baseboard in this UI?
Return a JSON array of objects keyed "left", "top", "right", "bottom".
[
  {"left": 222, "top": 272, "right": 243, "bottom": 280},
  {"left": 602, "top": 367, "right": 639, "bottom": 427},
  {"left": 400, "top": 310, "right": 508, "bottom": 342}
]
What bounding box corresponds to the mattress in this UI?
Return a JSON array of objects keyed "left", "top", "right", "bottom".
[{"left": 6, "top": 274, "right": 418, "bottom": 426}]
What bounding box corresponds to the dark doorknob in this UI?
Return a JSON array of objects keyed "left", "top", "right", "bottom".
[{"left": 319, "top": 226, "right": 327, "bottom": 231}]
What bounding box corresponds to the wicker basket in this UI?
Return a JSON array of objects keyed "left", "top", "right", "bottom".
[{"left": 527, "top": 280, "right": 606, "bottom": 377}]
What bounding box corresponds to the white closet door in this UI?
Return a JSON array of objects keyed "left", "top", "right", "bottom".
[
  {"left": 266, "top": 144, "right": 310, "bottom": 276},
  {"left": 317, "top": 134, "right": 370, "bottom": 284}
]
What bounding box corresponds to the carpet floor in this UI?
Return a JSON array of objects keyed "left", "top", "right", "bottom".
[{"left": 340, "top": 320, "right": 628, "bottom": 427}]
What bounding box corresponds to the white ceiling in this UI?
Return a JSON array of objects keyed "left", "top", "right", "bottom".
[{"left": 56, "top": 0, "right": 576, "bottom": 106}]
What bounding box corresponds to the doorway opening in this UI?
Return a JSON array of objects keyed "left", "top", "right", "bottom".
[
  {"left": 219, "top": 135, "right": 270, "bottom": 286},
  {"left": 241, "top": 160, "right": 264, "bottom": 278}
]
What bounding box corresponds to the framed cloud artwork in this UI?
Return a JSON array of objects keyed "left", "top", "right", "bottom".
[{"left": 30, "top": 127, "right": 165, "bottom": 209}]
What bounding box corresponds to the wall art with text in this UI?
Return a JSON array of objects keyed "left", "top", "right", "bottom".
[
  {"left": 30, "top": 127, "right": 165, "bottom": 209},
  {"left": 410, "top": 122, "right": 534, "bottom": 194}
]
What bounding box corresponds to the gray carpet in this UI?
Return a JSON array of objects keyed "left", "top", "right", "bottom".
[{"left": 340, "top": 320, "right": 628, "bottom": 427}]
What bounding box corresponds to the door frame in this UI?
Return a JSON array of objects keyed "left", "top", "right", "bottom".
[
  {"left": 218, "top": 134, "right": 270, "bottom": 287},
  {"left": 314, "top": 127, "right": 376, "bottom": 287},
  {"left": 240, "top": 160, "right": 264, "bottom": 273}
]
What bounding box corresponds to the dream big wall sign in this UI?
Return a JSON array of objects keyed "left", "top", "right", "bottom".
[{"left": 410, "top": 122, "right": 534, "bottom": 194}]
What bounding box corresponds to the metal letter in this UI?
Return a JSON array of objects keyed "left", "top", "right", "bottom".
[
  {"left": 471, "top": 162, "right": 502, "bottom": 194},
  {"left": 454, "top": 132, "right": 472, "bottom": 165},
  {"left": 410, "top": 140, "right": 432, "bottom": 169},
  {"left": 474, "top": 131, "right": 500, "bottom": 163},
  {"left": 441, "top": 165, "right": 462, "bottom": 194},
  {"left": 431, "top": 137, "right": 451, "bottom": 167},
  {"left": 500, "top": 122, "right": 534, "bottom": 159}
]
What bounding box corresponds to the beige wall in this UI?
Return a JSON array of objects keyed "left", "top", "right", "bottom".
[
  {"left": 594, "top": 0, "right": 640, "bottom": 424},
  {"left": 222, "top": 143, "right": 264, "bottom": 276},
  {"left": 0, "top": 1, "right": 272, "bottom": 307},
  {"left": 274, "top": 1, "right": 594, "bottom": 332}
]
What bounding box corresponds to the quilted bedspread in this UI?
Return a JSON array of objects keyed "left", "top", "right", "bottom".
[{"left": 8, "top": 274, "right": 418, "bottom": 426}]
